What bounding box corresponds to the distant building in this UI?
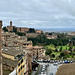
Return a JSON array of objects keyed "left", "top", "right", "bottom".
[
  {"left": 17, "top": 27, "right": 29, "bottom": 33},
  {"left": 26, "top": 33, "right": 40, "bottom": 38},
  {"left": 6, "top": 21, "right": 29, "bottom": 33},
  {"left": 7, "top": 21, "right": 14, "bottom": 31},
  {"left": 46, "top": 34, "right": 57, "bottom": 39},
  {"left": 35, "top": 30, "right": 43, "bottom": 34},
  {"left": 68, "top": 32, "right": 75, "bottom": 35},
  {"left": 6, "top": 21, "right": 43, "bottom": 34}
]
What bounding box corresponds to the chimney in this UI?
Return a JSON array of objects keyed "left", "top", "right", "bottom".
[
  {"left": 10, "top": 21, "right": 12, "bottom": 27},
  {"left": 0, "top": 20, "right": 2, "bottom": 75}
]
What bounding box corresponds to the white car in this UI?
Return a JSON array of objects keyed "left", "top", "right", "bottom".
[
  {"left": 70, "top": 61, "right": 72, "bottom": 63},
  {"left": 41, "top": 72, "right": 44, "bottom": 74},
  {"left": 53, "top": 63, "right": 58, "bottom": 66}
]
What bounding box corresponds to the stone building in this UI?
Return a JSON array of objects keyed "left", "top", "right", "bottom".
[
  {"left": 46, "top": 34, "right": 57, "bottom": 39},
  {"left": 2, "top": 31, "right": 33, "bottom": 48},
  {"left": 17, "top": 27, "right": 29, "bottom": 33},
  {"left": 2, "top": 47, "right": 32, "bottom": 75},
  {"left": 35, "top": 30, "right": 43, "bottom": 34},
  {"left": 26, "top": 33, "right": 40, "bottom": 38},
  {"left": 6, "top": 21, "right": 29, "bottom": 33},
  {"left": 26, "top": 46, "right": 45, "bottom": 59},
  {"left": 7, "top": 21, "right": 14, "bottom": 31},
  {"left": 6, "top": 21, "right": 43, "bottom": 34}
]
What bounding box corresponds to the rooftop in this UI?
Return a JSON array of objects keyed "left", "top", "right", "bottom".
[
  {"left": 25, "top": 46, "right": 43, "bottom": 50},
  {"left": 2, "top": 57, "right": 18, "bottom": 67},
  {"left": 2, "top": 47, "right": 24, "bottom": 56}
]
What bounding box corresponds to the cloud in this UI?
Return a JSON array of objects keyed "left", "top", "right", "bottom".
[
  {"left": 0, "top": 0, "right": 75, "bottom": 28},
  {"left": 50, "top": 0, "right": 75, "bottom": 16}
]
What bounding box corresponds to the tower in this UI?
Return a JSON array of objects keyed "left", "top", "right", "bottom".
[
  {"left": 10, "top": 21, "right": 13, "bottom": 31},
  {"left": 0, "top": 20, "right": 2, "bottom": 75},
  {"left": 10, "top": 21, "right": 12, "bottom": 27}
]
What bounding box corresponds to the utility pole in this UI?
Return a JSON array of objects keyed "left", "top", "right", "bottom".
[{"left": 0, "top": 20, "right": 2, "bottom": 75}]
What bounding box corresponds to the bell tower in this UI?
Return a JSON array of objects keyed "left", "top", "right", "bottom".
[
  {"left": 10, "top": 21, "right": 13, "bottom": 31},
  {"left": 10, "top": 21, "right": 12, "bottom": 27}
]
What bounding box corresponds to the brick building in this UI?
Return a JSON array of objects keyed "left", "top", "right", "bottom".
[
  {"left": 6, "top": 21, "right": 29, "bottom": 33},
  {"left": 17, "top": 27, "right": 29, "bottom": 33},
  {"left": 7, "top": 21, "right": 13, "bottom": 31}
]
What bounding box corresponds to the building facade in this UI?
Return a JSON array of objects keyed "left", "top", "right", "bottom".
[
  {"left": 6, "top": 21, "right": 29, "bottom": 33},
  {"left": 26, "top": 46, "right": 45, "bottom": 59},
  {"left": 16, "top": 53, "right": 29, "bottom": 75}
]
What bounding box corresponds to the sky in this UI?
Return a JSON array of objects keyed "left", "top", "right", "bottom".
[{"left": 0, "top": 0, "right": 75, "bottom": 28}]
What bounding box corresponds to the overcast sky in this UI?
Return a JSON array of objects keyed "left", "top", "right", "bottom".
[{"left": 0, "top": 0, "right": 75, "bottom": 28}]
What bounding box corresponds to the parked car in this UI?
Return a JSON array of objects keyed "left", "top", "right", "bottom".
[
  {"left": 65, "top": 60, "right": 68, "bottom": 63},
  {"left": 70, "top": 61, "right": 72, "bottom": 63},
  {"left": 67, "top": 60, "right": 70, "bottom": 63},
  {"left": 53, "top": 63, "right": 58, "bottom": 66}
]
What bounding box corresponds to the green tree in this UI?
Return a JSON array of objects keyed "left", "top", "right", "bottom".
[
  {"left": 51, "top": 54, "right": 55, "bottom": 58},
  {"left": 45, "top": 49, "right": 52, "bottom": 59},
  {"left": 3, "top": 27, "right": 8, "bottom": 32},
  {"left": 60, "top": 46, "right": 62, "bottom": 52},
  {"left": 13, "top": 27, "right": 17, "bottom": 33},
  {"left": 60, "top": 50, "right": 70, "bottom": 59},
  {"left": 28, "top": 28, "right": 35, "bottom": 33},
  {"left": 45, "top": 49, "right": 52, "bottom": 55},
  {"left": 60, "top": 52, "right": 64, "bottom": 57},
  {"left": 48, "top": 33, "right": 52, "bottom": 35},
  {"left": 16, "top": 32, "right": 26, "bottom": 36},
  {"left": 55, "top": 48, "right": 58, "bottom": 52},
  {"left": 69, "top": 46, "right": 72, "bottom": 53}
]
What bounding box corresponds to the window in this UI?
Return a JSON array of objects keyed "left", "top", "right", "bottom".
[
  {"left": 21, "top": 66, "right": 22, "bottom": 70},
  {"left": 18, "top": 69, "right": 20, "bottom": 72},
  {"left": 18, "top": 63, "right": 20, "bottom": 66},
  {"left": 23, "top": 65, "right": 25, "bottom": 68},
  {"left": 21, "top": 59, "right": 23, "bottom": 63}
]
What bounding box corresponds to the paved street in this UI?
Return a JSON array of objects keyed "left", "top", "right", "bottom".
[
  {"left": 32, "top": 71, "right": 36, "bottom": 75},
  {"left": 47, "top": 64, "right": 62, "bottom": 75},
  {"left": 32, "top": 65, "right": 43, "bottom": 75},
  {"left": 39, "top": 63, "right": 62, "bottom": 75},
  {"left": 38, "top": 65, "right": 43, "bottom": 74}
]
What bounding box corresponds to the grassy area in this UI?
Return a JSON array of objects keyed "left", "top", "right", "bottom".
[
  {"left": 45, "top": 44, "right": 75, "bottom": 60},
  {"left": 73, "top": 46, "right": 75, "bottom": 49},
  {"left": 56, "top": 63, "right": 75, "bottom": 75},
  {"left": 45, "top": 44, "right": 55, "bottom": 50},
  {"left": 57, "top": 45, "right": 69, "bottom": 51},
  {"left": 45, "top": 44, "right": 75, "bottom": 51},
  {"left": 52, "top": 52, "right": 60, "bottom": 56},
  {"left": 57, "top": 45, "right": 75, "bottom": 51}
]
